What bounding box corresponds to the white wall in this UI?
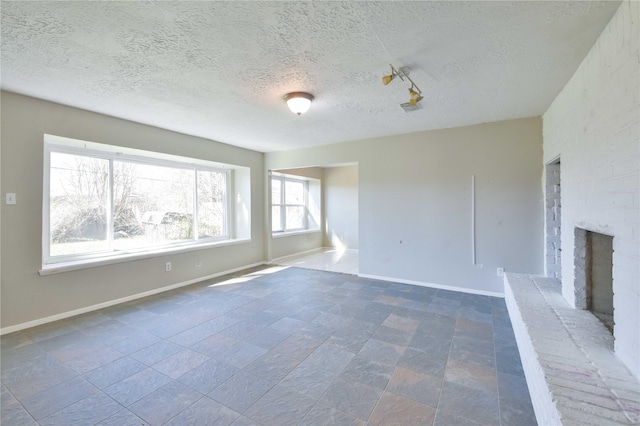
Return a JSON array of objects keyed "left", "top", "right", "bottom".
[
  {"left": 0, "top": 92, "right": 265, "bottom": 330},
  {"left": 324, "top": 165, "right": 359, "bottom": 250},
  {"left": 266, "top": 117, "right": 544, "bottom": 296},
  {"left": 542, "top": 1, "right": 639, "bottom": 379}
]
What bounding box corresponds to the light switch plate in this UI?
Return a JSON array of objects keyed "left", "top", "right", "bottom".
[{"left": 5, "top": 193, "right": 16, "bottom": 205}]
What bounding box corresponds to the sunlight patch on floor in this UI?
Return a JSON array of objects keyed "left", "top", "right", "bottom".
[{"left": 276, "top": 248, "right": 358, "bottom": 274}]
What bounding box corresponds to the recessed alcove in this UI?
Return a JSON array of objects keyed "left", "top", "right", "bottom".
[{"left": 573, "top": 228, "right": 614, "bottom": 333}]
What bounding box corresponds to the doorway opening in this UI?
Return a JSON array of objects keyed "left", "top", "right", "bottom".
[{"left": 267, "top": 163, "right": 359, "bottom": 274}]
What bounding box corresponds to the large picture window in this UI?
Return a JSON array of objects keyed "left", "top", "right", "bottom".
[{"left": 43, "top": 135, "right": 245, "bottom": 268}]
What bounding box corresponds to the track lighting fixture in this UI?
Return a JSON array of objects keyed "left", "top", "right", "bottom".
[
  {"left": 382, "top": 64, "right": 424, "bottom": 109},
  {"left": 284, "top": 92, "right": 314, "bottom": 115}
]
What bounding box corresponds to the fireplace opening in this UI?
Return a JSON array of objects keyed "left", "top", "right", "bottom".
[{"left": 574, "top": 228, "right": 614, "bottom": 333}]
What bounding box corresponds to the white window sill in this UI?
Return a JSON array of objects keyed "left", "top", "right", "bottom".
[
  {"left": 271, "top": 229, "right": 321, "bottom": 239},
  {"left": 39, "top": 238, "right": 252, "bottom": 276}
]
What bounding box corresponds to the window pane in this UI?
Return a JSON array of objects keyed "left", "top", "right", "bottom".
[
  {"left": 271, "top": 178, "right": 282, "bottom": 204},
  {"left": 111, "top": 161, "right": 143, "bottom": 249},
  {"left": 285, "top": 180, "right": 304, "bottom": 204},
  {"left": 197, "top": 170, "right": 227, "bottom": 239},
  {"left": 272, "top": 206, "right": 282, "bottom": 231},
  {"left": 50, "top": 152, "right": 109, "bottom": 256},
  {"left": 286, "top": 205, "right": 305, "bottom": 230},
  {"left": 113, "top": 161, "right": 194, "bottom": 250}
]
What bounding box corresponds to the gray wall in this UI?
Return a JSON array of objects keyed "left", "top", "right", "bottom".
[
  {"left": 324, "top": 165, "right": 359, "bottom": 249},
  {"left": 1, "top": 92, "right": 265, "bottom": 329},
  {"left": 0, "top": 91, "right": 545, "bottom": 329},
  {"left": 266, "top": 118, "right": 544, "bottom": 295}
]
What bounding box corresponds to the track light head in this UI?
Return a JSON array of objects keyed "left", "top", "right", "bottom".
[
  {"left": 409, "top": 87, "right": 424, "bottom": 106},
  {"left": 382, "top": 65, "right": 404, "bottom": 86}
]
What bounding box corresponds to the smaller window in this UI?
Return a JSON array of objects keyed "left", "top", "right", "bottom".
[
  {"left": 272, "top": 176, "right": 308, "bottom": 233},
  {"left": 270, "top": 173, "right": 321, "bottom": 236}
]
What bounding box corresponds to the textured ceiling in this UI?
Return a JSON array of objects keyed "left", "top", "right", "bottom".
[{"left": 1, "top": 1, "right": 620, "bottom": 153}]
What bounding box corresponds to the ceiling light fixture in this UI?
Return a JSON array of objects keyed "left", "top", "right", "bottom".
[
  {"left": 284, "top": 92, "right": 314, "bottom": 116},
  {"left": 382, "top": 64, "right": 424, "bottom": 109}
]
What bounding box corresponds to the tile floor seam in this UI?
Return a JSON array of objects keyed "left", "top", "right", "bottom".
[
  {"left": 7, "top": 389, "right": 39, "bottom": 424},
  {"left": 367, "top": 363, "right": 396, "bottom": 424},
  {"left": 436, "top": 310, "right": 457, "bottom": 424}
]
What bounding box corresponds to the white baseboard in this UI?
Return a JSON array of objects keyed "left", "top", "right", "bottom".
[
  {"left": 357, "top": 273, "right": 505, "bottom": 298},
  {"left": 0, "top": 261, "right": 266, "bottom": 335}
]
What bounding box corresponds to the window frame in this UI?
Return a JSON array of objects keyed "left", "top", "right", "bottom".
[
  {"left": 271, "top": 175, "right": 310, "bottom": 234},
  {"left": 43, "top": 135, "right": 236, "bottom": 269}
]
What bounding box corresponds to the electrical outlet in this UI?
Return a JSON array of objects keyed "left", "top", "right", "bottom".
[
  {"left": 195, "top": 260, "right": 202, "bottom": 267},
  {"left": 497, "top": 267, "right": 504, "bottom": 277},
  {"left": 165, "top": 262, "right": 172, "bottom": 272}
]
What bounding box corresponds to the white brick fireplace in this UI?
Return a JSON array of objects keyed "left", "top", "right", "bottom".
[
  {"left": 542, "top": 0, "right": 639, "bottom": 380},
  {"left": 507, "top": 2, "right": 639, "bottom": 424}
]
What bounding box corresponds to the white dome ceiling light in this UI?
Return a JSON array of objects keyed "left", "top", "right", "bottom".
[{"left": 284, "top": 92, "right": 314, "bottom": 116}]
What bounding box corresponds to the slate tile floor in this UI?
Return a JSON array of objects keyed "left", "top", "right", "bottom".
[{"left": 1, "top": 266, "right": 536, "bottom": 425}]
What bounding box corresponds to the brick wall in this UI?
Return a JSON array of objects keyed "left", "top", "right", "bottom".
[
  {"left": 542, "top": 0, "right": 639, "bottom": 379},
  {"left": 545, "top": 162, "right": 562, "bottom": 278}
]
